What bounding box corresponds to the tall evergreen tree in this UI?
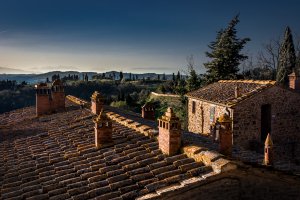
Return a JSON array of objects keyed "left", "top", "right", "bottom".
[
  {"left": 186, "top": 68, "right": 200, "bottom": 92},
  {"left": 172, "top": 73, "right": 175, "bottom": 82},
  {"left": 204, "top": 15, "right": 250, "bottom": 83},
  {"left": 176, "top": 71, "right": 181, "bottom": 82},
  {"left": 296, "top": 52, "right": 300, "bottom": 73},
  {"left": 276, "top": 26, "right": 296, "bottom": 85},
  {"left": 162, "top": 73, "right": 166, "bottom": 80},
  {"left": 119, "top": 71, "right": 123, "bottom": 80},
  {"left": 186, "top": 55, "right": 200, "bottom": 92}
]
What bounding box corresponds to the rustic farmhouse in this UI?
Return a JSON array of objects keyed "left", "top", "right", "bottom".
[{"left": 186, "top": 78, "right": 300, "bottom": 160}]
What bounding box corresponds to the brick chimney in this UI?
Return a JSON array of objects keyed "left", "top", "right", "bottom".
[
  {"left": 234, "top": 85, "right": 240, "bottom": 98},
  {"left": 288, "top": 71, "right": 300, "bottom": 91},
  {"left": 142, "top": 102, "right": 155, "bottom": 120},
  {"left": 263, "top": 133, "right": 273, "bottom": 166},
  {"left": 91, "top": 91, "right": 104, "bottom": 115},
  {"left": 35, "top": 83, "right": 52, "bottom": 116},
  {"left": 218, "top": 113, "right": 233, "bottom": 156},
  {"left": 51, "top": 79, "right": 65, "bottom": 111},
  {"left": 158, "top": 107, "right": 181, "bottom": 156},
  {"left": 93, "top": 109, "right": 113, "bottom": 148}
]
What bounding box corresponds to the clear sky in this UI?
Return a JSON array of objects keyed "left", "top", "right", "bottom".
[{"left": 0, "top": 0, "right": 299, "bottom": 74}]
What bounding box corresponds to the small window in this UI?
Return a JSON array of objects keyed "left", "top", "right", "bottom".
[
  {"left": 210, "top": 106, "right": 215, "bottom": 123},
  {"left": 192, "top": 101, "right": 196, "bottom": 114}
]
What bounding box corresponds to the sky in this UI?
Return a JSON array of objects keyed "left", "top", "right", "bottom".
[{"left": 0, "top": 0, "right": 299, "bottom": 74}]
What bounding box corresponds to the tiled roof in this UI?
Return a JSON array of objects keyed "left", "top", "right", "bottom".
[
  {"left": 186, "top": 80, "right": 276, "bottom": 107},
  {"left": 0, "top": 101, "right": 221, "bottom": 200}
]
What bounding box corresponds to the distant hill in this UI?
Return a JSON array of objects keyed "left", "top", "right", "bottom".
[
  {"left": 0, "top": 71, "right": 97, "bottom": 83},
  {"left": 0, "top": 67, "right": 33, "bottom": 74},
  {"left": 0, "top": 70, "right": 185, "bottom": 83}
]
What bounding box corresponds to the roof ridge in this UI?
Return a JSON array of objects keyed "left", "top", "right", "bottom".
[{"left": 218, "top": 79, "right": 276, "bottom": 85}]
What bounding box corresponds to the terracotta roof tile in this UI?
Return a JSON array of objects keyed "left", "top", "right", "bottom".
[
  {"left": 0, "top": 100, "right": 222, "bottom": 200},
  {"left": 186, "top": 79, "right": 276, "bottom": 106}
]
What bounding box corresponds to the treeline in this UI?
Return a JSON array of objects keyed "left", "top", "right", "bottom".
[
  {"left": 64, "top": 80, "right": 153, "bottom": 113},
  {"left": 0, "top": 80, "right": 35, "bottom": 113},
  {"left": 0, "top": 86, "right": 35, "bottom": 113},
  {"left": 0, "top": 80, "right": 27, "bottom": 91}
]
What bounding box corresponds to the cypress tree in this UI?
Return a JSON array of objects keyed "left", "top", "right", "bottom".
[
  {"left": 276, "top": 26, "right": 296, "bottom": 85},
  {"left": 186, "top": 68, "right": 200, "bottom": 92},
  {"left": 119, "top": 71, "right": 123, "bottom": 80},
  {"left": 295, "top": 52, "right": 300, "bottom": 73},
  {"left": 172, "top": 73, "right": 175, "bottom": 82},
  {"left": 204, "top": 15, "right": 250, "bottom": 83},
  {"left": 176, "top": 71, "right": 181, "bottom": 82}
]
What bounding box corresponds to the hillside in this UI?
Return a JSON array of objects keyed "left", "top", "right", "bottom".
[{"left": 0, "top": 70, "right": 183, "bottom": 83}]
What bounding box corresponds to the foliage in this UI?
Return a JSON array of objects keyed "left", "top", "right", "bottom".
[
  {"left": 119, "top": 71, "right": 123, "bottom": 80},
  {"left": 204, "top": 15, "right": 250, "bottom": 83},
  {"left": 110, "top": 101, "right": 128, "bottom": 109},
  {"left": 276, "top": 26, "right": 296, "bottom": 85},
  {"left": 0, "top": 86, "right": 35, "bottom": 113},
  {"left": 149, "top": 93, "right": 187, "bottom": 130}
]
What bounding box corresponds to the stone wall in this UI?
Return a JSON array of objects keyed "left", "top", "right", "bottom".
[
  {"left": 187, "top": 98, "right": 230, "bottom": 135},
  {"left": 233, "top": 86, "right": 300, "bottom": 160},
  {"left": 148, "top": 168, "right": 300, "bottom": 200}
]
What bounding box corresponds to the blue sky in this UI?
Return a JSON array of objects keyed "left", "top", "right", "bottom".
[{"left": 0, "top": 0, "right": 299, "bottom": 74}]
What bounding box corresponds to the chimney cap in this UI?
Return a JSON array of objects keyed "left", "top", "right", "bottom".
[
  {"left": 35, "top": 83, "right": 48, "bottom": 88},
  {"left": 91, "top": 91, "right": 104, "bottom": 100},
  {"left": 93, "top": 109, "right": 110, "bottom": 123},
  {"left": 265, "top": 133, "right": 273, "bottom": 146},
  {"left": 218, "top": 113, "right": 232, "bottom": 123},
  {"left": 160, "top": 107, "right": 179, "bottom": 121},
  {"left": 142, "top": 101, "right": 154, "bottom": 108},
  {"left": 52, "top": 79, "right": 63, "bottom": 86}
]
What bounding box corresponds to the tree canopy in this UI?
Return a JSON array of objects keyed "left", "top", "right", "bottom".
[
  {"left": 276, "top": 26, "right": 296, "bottom": 85},
  {"left": 204, "top": 15, "right": 250, "bottom": 83}
]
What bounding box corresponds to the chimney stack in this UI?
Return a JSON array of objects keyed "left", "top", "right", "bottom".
[
  {"left": 263, "top": 133, "right": 273, "bottom": 166},
  {"left": 93, "top": 109, "right": 113, "bottom": 148},
  {"left": 234, "top": 85, "right": 240, "bottom": 98},
  {"left": 158, "top": 107, "right": 181, "bottom": 156},
  {"left": 51, "top": 79, "right": 65, "bottom": 111},
  {"left": 288, "top": 71, "right": 300, "bottom": 91},
  {"left": 142, "top": 102, "right": 155, "bottom": 120},
  {"left": 218, "top": 113, "right": 233, "bottom": 156},
  {"left": 35, "top": 83, "right": 52, "bottom": 116},
  {"left": 91, "top": 91, "right": 104, "bottom": 115}
]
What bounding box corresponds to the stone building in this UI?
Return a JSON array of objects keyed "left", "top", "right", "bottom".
[
  {"left": 35, "top": 79, "right": 65, "bottom": 116},
  {"left": 186, "top": 79, "right": 300, "bottom": 160}
]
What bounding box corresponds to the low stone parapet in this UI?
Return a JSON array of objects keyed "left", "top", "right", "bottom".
[
  {"left": 106, "top": 111, "right": 158, "bottom": 138},
  {"left": 181, "top": 145, "right": 237, "bottom": 173},
  {"left": 66, "top": 95, "right": 90, "bottom": 108}
]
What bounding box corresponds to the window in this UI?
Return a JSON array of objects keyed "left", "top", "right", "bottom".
[
  {"left": 210, "top": 106, "right": 215, "bottom": 123},
  {"left": 192, "top": 101, "right": 196, "bottom": 114}
]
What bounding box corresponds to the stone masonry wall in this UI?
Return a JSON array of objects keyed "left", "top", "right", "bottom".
[
  {"left": 233, "top": 86, "right": 300, "bottom": 161},
  {"left": 157, "top": 168, "right": 300, "bottom": 200},
  {"left": 187, "top": 98, "right": 230, "bottom": 135}
]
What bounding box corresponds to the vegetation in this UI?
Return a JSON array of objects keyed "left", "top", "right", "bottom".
[
  {"left": 204, "top": 15, "right": 250, "bottom": 83},
  {"left": 0, "top": 83, "right": 35, "bottom": 113},
  {"left": 276, "top": 26, "right": 296, "bottom": 85}
]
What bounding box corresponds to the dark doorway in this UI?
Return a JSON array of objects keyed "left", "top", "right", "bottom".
[{"left": 261, "top": 104, "right": 271, "bottom": 142}]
